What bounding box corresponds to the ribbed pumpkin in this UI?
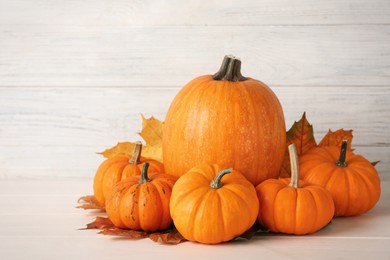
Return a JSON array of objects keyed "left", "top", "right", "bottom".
[
  {"left": 299, "top": 140, "right": 381, "bottom": 216},
  {"left": 163, "top": 55, "right": 286, "bottom": 186},
  {"left": 170, "top": 164, "right": 259, "bottom": 244},
  {"left": 256, "top": 144, "right": 335, "bottom": 235},
  {"left": 105, "top": 162, "right": 177, "bottom": 232},
  {"left": 93, "top": 142, "right": 164, "bottom": 207}
]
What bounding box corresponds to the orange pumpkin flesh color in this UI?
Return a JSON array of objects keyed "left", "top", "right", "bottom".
[
  {"left": 105, "top": 162, "right": 177, "bottom": 232},
  {"left": 93, "top": 142, "right": 164, "bottom": 207},
  {"left": 299, "top": 140, "right": 381, "bottom": 216},
  {"left": 163, "top": 55, "right": 286, "bottom": 186},
  {"left": 170, "top": 164, "right": 259, "bottom": 244},
  {"left": 256, "top": 144, "right": 335, "bottom": 235}
]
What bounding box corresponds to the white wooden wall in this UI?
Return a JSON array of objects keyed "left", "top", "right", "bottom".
[{"left": 1, "top": 0, "right": 389, "bottom": 180}]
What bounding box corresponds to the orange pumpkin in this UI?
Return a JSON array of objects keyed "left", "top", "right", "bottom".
[
  {"left": 93, "top": 142, "right": 164, "bottom": 207},
  {"left": 299, "top": 140, "right": 381, "bottom": 216},
  {"left": 256, "top": 144, "right": 334, "bottom": 235},
  {"left": 163, "top": 55, "right": 286, "bottom": 186},
  {"left": 170, "top": 164, "right": 259, "bottom": 244},
  {"left": 105, "top": 162, "right": 177, "bottom": 232}
]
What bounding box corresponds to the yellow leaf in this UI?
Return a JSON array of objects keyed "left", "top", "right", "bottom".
[
  {"left": 98, "top": 142, "right": 135, "bottom": 158},
  {"left": 143, "top": 143, "right": 163, "bottom": 162},
  {"left": 139, "top": 114, "right": 164, "bottom": 146},
  {"left": 98, "top": 115, "right": 164, "bottom": 162}
]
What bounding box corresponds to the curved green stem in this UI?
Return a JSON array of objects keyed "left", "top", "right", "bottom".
[
  {"left": 336, "top": 140, "right": 348, "bottom": 167},
  {"left": 212, "top": 55, "right": 246, "bottom": 82},
  {"left": 139, "top": 162, "right": 151, "bottom": 184},
  {"left": 288, "top": 144, "right": 300, "bottom": 188},
  {"left": 210, "top": 168, "right": 233, "bottom": 189}
]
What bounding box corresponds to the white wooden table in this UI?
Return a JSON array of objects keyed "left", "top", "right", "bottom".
[{"left": 0, "top": 178, "right": 388, "bottom": 260}]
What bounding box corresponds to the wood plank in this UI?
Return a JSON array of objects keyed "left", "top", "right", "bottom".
[
  {"left": 0, "top": 86, "right": 389, "bottom": 179},
  {"left": 0, "top": 180, "right": 388, "bottom": 259},
  {"left": 1, "top": 25, "right": 390, "bottom": 86},
  {"left": 1, "top": 0, "right": 389, "bottom": 26},
  {"left": 0, "top": 236, "right": 387, "bottom": 260},
  {"left": 1, "top": 86, "right": 388, "bottom": 146}
]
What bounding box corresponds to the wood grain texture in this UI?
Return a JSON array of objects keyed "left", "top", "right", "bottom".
[
  {"left": 1, "top": 0, "right": 390, "bottom": 25},
  {"left": 0, "top": 86, "right": 388, "bottom": 179},
  {"left": 0, "top": 180, "right": 389, "bottom": 260},
  {"left": 1, "top": 25, "right": 389, "bottom": 86},
  {"left": 0, "top": 0, "right": 389, "bottom": 180}
]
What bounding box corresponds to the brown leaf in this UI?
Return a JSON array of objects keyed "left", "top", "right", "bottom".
[
  {"left": 371, "top": 161, "right": 380, "bottom": 167},
  {"left": 149, "top": 228, "right": 186, "bottom": 244},
  {"left": 84, "top": 216, "right": 115, "bottom": 230},
  {"left": 319, "top": 129, "right": 353, "bottom": 149},
  {"left": 100, "top": 228, "right": 149, "bottom": 239},
  {"left": 76, "top": 195, "right": 105, "bottom": 210},
  {"left": 280, "top": 112, "right": 317, "bottom": 178},
  {"left": 81, "top": 217, "right": 186, "bottom": 244}
]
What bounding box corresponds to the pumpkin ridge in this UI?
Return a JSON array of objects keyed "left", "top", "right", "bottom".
[
  {"left": 172, "top": 186, "right": 209, "bottom": 240},
  {"left": 306, "top": 185, "right": 333, "bottom": 233},
  {"left": 303, "top": 188, "right": 318, "bottom": 234},
  {"left": 347, "top": 167, "right": 369, "bottom": 215},
  {"left": 346, "top": 166, "right": 376, "bottom": 215},
  {"left": 102, "top": 162, "right": 128, "bottom": 203},
  {"left": 273, "top": 187, "right": 297, "bottom": 233},
  {"left": 118, "top": 184, "right": 138, "bottom": 229},
  {"left": 146, "top": 182, "right": 165, "bottom": 230},
  {"left": 220, "top": 184, "right": 255, "bottom": 230},
  {"left": 153, "top": 179, "right": 174, "bottom": 230},
  {"left": 192, "top": 189, "right": 216, "bottom": 243}
]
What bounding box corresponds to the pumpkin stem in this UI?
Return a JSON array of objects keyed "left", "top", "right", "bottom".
[
  {"left": 212, "top": 55, "right": 247, "bottom": 82},
  {"left": 336, "top": 140, "right": 348, "bottom": 167},
  {"left": 139, "top": 162, "right": 151, "bottom": 184},
  {"left": 210, "top": 168, "right": 233, "bottom": 189},
  {"left": 288, "top": 144, "right": 300, "bottom": 188},
  {"left": 129, "top": 141, "right": 142, "bottom": 164}
]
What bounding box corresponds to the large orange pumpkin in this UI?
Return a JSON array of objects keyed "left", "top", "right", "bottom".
[
  {"left": 105, "top": 162, "right": 177, "bottom": 232},
  {"left": 299, "top": 140, "right": 381, "bottom": 216},
  {"left": 93, "top": 142, "right": 164, "bottom": 207},
  {"left": 256, "top": 144, "right": 335, "bottom": 235},
  {"left": 170, "top": 164, "right": 259, "bottom": 244},
  {"left": 163, "top": 55, "right": 286, "bottom": 185}
]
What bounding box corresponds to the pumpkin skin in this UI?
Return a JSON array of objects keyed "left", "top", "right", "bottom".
[
  {"left": 105, "top": 162, "right": 177, "bottom": 232},
  {"left": 299, "top": 140, "right": 381, "bottom": 216},
  {"left": 170, "top": 164, "right": 259, "bottom": 244},
  {"left": 93, "top": 142, "right": 164, "bottom": 207},
  {"left": 256, "top": 144, "right": 335, "bottom": 235},
  {"left": 163, "top": 55, "right": 286, "bottom": 186}
]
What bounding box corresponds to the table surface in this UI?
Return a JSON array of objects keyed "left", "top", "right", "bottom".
[{"left": 0, "top": 178, "right": 389, "bottom": 260}]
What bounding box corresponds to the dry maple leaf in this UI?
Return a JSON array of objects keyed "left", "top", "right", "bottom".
[
  {"left": 76, "top": 195, "right": 105, "bottom": 211},
  {"left": 97, "top": 115, "right": 163, "bottom": 162},
  {"left": 98, "top": 142, "right": 135, "bottom": 158},
  {"left": 319, "top": 129, "right": 353, "bottom": 149},
  {"left": 149, "top": 229, "right": 187, "bottom": 244},
  {"left": 279, "top": 112, "right": 317, "bottom": 178},
  {"left": 82, "top": 217, "right": 187, "bottom": 244},
  {"left": 83, "top": 216, "right": 115, "bottom": 230}
]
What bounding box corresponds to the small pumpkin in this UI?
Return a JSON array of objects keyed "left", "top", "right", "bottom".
[
  {"left": 105, "top": 162, "right": 177, "bottom": 232},
  {"left": 93, "top": 142, "right": 164, "bottom": 207},
  {"left": 299, "top": 140, "right": 381, "bottom": 216},
  {"left": 256, "top": 144, "right": 334, "bottom": 235},
  {"left": 170, "top": 164, "right": 259, "bottom": 244},
  {"left": 163, "top": 55, "right": 286, "bottom": 186}
]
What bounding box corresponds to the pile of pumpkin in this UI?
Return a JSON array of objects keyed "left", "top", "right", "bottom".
[{"left": 90, "top": 55, "right": 381, "bottom": 244}]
